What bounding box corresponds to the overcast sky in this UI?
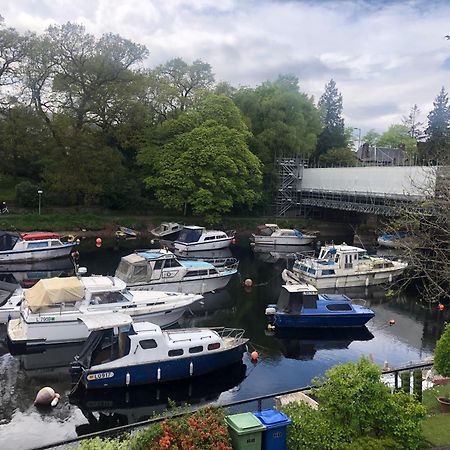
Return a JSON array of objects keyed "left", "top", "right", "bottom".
[{"left": 2, "top": 0, "right": 450, "bottom": 135}]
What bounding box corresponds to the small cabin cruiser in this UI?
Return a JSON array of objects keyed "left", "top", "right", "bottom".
[
  {"left": 70, "top": 314, "right": 248, "bottom": 389},
  {"left": 115, "top": 226, "right": 138, "bottom": 238},
  {"left": 173, "top": 226, "right": 235, "bottom": 252},
  {"left": 291, "top": 243, "right": 408, "bottom": 289},
  {"left": 377, "top": 231, "right": 408, "bottom": 248},
  {"left": 0, "top": 231, "right": 77, "bottom": 263},
  {"left": 6, "top": 275, "right": 202, "bottom": 350},
  {"left": 150, "top": 222, "right": 183, "bottom": 241},
  {"left": 251, "top": 224, "right": 316, "bottom": 246},
  {"left": 115, "top": 249, "right": 237, "bottom": 294},
  {"left": 265, "top": 283, "right": 375, "bottom": 328}
]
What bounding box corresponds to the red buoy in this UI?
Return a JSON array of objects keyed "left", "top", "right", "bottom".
[
  {"left": 389, "top": 319, "right": 396, "bottom": 326},
  {"left": 231, "top": 238, "right": 237, "bottom": 245},
  {"left": 251, "top": 351, "right": 259, "bottom": 361},
  {"left": 438, "top": 303, "right": 445, "bottom": 311},
  {"left": 95, "top": 237, "right": 102, "bottom": 245}
]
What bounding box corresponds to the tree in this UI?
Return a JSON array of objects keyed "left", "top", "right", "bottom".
[
  {"left": 363, "top": 129, "right": 381, "bottom": 146},
  {"left": 402, "top": 104, "right": 423, "bottom": 139},
  {"left": 314, "top": 79, "right": 346, "bottom": 161},
  {"left": 377, "top": 124, "right": 417, "bottom": 154},
  {"left": 434, "top": 323, "right": 450, "bottom": 377},
  {"left": 139, "top": 94, "right": 262, "bottom": 223},
  {"left": 422, "top": 87, "right": 450, "bottom": 162},
  {"left": 319, "top": 148, "right": 358, "bottom": 166}
]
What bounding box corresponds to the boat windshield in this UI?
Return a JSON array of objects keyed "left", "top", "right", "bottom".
[
  {"left": 77, "top": 328, "right": 131, "bottom": 368},
  {"left": 277, "top": 289, "right": 318, "bottom": 313},
  {"left": 177, "top": 228, "right": 202, "bottom": 243},
  {"left": 0, "top": 232, "right": 21, "bottom": 251},
  {"left": 90, "top": 291, "right": 130, "bottom": 305}
]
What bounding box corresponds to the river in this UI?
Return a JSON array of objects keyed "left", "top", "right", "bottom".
[{"left": 0, "top": 235, "right": 447, "bottom": 449}]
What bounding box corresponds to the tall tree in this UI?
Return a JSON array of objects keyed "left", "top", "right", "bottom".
[
  {"left": 362, "top": 129, "right": 381, "bottom": 146},
  {"left": 314, "top": 79, "right": 346, "bottom": 161},
  {"left": 377, "top": 124, "right": 417, "bottom": 154},
  {"left": 402, "top": 104, "right": 423, "bottom": 139},
  {"left": 423, "top": 87, "right": 450, "bottom": 162}
]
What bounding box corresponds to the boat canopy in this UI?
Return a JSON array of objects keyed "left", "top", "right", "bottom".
[
  {"left": 21, "top": 231, "right": 60, "bottom": 241},
  {"left": 0, "top": 231, "right": 21, "bottom": 251},
  {"left": 177, "top": 227, "right": 203, "bottom": 243},
  {"left": 78, "top": 312, "right": 133, "bottom": 331},
  {"left": 277, "top": 285, "right": 319, "bottom": 312},
  {"left": 115, "top": 253, "right": 149, "bottom": 282},
  {"left": 25, "top": 276, "right": 85, "bottom": 312}
]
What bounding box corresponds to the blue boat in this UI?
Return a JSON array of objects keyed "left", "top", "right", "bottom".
[
  {"left": 265, "top": 284, "right": 375, "bottom": 328},
  {"left": 70, "top": 313, "right": 248, "bottom": 390}
]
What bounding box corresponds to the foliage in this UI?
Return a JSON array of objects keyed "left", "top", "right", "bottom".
[
  {"left": 434, "top": 323, "right": 450, "bottom": 378},
  {"left": 319, "top": 147, "right": 358, "bottom": 166},
  {"left": 377, "top": 124, "right": 417, "bottom": 154},
  {"left": 128, "top": 422, "right": 163, "bottom": 450},
  {"left": 78, "top": 436, "right": 129, "bottom": 450},
  {"left": 314, "top": 79, "right": 346, "bottom": 160},
  {"left": 283, "top": 357, "right": 426, "bottom": 449},
  {"left": 140, "top": 94, "right": 262, "bottom": 223},
  {"left": 15, "top": 180, "right": 39, "bottom": 207},
  {"left": 422, "top": 383, "right": 450, "bottom": 413},
  {"left": 402, "top": 104, "right": 423, "bottom": 139},
  {"left": 421, "top": 414, "right": 450, "bottom": 448},
  {"left": 363, "top": 129, "right": 381, "bottom": 146},
  {"left": 341, "top": 436, "right": 400, "bottom": 450},
  {"left": 422, "top": 87, "right": 450, "bottom": 162}
]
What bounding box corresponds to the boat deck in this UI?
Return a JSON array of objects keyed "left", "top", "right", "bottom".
[{"left": 7, "top": 318, "right": 28, "bottom": 342}]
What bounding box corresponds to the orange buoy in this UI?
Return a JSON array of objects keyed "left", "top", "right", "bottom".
[
  {"left": 251, "top": 351, "right": 259, "bottom": 361},
  {"left": 389, "top": 319, "right": 396, "bottom": 326},
  {"left": 438, "top": 303, "right": 445, "bottom": 311}
]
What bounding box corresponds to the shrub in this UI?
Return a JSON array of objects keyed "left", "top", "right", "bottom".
[
  {"left": 15, "top": 181, "right": 39, "bottom": 207},
  {"left": 342, "top": 436, "right": 399, "bottom": 450},
  {"left": 434, "top": 323, "right": 450, "bottom": 377}
]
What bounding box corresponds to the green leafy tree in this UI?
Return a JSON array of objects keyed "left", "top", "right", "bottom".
[
  {"left": 402, "top": 104, "right": 423, "bottom": 139},
  {"left": 434, "top": 323, "right": 450, "bottom": 377},
  {"left": 314, "top": 79, "right": 346, "bottom": 161},
  {"left": 139, "top": 94, "right": 262, "bottom": 223},
  {"left": 319, "top": 148, "right": 358, "bottom": 166},
  {"left": 377, "top": 124, "right": 417, "bottom": 154},
  {"left": 423, "top": 87, "right": 450, "bottom": 162},
  {"left": 363, "top": 129, "right": 381, "bottom": 146}
]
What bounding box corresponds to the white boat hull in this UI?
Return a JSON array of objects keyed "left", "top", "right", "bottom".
[
  {"left": 296, "top": 268, "right": 406, "bottom": 289},
  {"left": 174, "top": 238, "right": 233, "bottom": 252},
  {"left": 252, "top": 235, "right": 315, "bottom": 246},
  {"left": 0, "top": 245, "right": 75, "bottom": 263}
]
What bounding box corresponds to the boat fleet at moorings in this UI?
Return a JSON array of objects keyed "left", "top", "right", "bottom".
[{"left": 0, "top": 223, "right": 409, "bottom": 393}]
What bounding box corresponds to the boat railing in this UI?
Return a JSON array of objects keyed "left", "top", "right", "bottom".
[
  {"left": 210, "top": 327, "right": 246, "bottom": 342},
  {"left": 226, "top": 229, "right": 236, "bottom": 238},
  {"left": 294, "top": 250, "right": 316, "bottom": 261},
  {"left": 177, "top": 255, "right": 239, "bottom": 269}
]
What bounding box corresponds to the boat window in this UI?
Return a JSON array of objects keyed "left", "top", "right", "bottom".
[
  {"left": 208, "top": 342, "right": 221, "bottom": 350},
  {"left": 168, "top": 348, "right": 184, "bottom": 357},
  {"left": 217, "top": 234, "right": 226, "bottom": 239},
  {"left": 90, "top": 330, "right": 131, "bottom": 366},
  {"left": 322, "top": 269, "right": 335, "bottom": 275},
  {"left": 51, "top": 240, "right": 61, "bottom": 246},
  {"left": 204, "top": 236, "right": 215, "bottom": 241},
  {"left": 307, "top": 267, "right": 316, "bottom": 274},
  {"left": 185, "top": 270, "right": 209, "bottom": 277},
  {"left": 0, "top": 232, "right": 21, "bottom": 251},
  {"left": 27, "top": 241, "right": 48, "bottom": 249},
  {"left": 90, "top": 291, "right": 128, "bottom": 305},
  {"left": 326, "top": 303, "right": 353, "bottom": 311},
  {"left": 140, "top": 339, "right": 158, "bottom": 349},
  {"left": 209, "top": 268, "right": 219, "bottom": 275},
  {"left": 177, "top": 228, "right": 202, "bottom": 243},
  {"left": 165, "top": 258, "right": 182, "bottom": 268},
  {"left": 115, "top": 260, "right": 131, "bottom": 279},
  {"left": 132, "top": 265, "right": 148, "bottom": 281},
  {"left": 189, "top": 346, "right": 203, "bottom": 354},
  {"left": 154, "top": 260, "right": 164, "bottom": 270},
  {"left": 303, "top": 294, "right": 318, "bottom": 309}
]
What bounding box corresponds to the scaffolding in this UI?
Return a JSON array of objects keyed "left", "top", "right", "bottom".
[{"left": 275, "top": 157, "right": 306, "bottom": 217}]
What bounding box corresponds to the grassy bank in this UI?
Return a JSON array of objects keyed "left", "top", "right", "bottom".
[{"left": 421, "top": 384, "right": 450, "bottom": 448}]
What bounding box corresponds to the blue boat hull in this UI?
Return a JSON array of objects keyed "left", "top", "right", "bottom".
[
  {"left": 272, "top": 312, "right": 374, "bottom": 328},
  {"left": 75, "top": 343, "right": 247, "bottom": 389}
]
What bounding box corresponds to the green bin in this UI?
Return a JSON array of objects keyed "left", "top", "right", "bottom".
[{"left": 226, "top": 412, "right": 266, "bottom": 450}]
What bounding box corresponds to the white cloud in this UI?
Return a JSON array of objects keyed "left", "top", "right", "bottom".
[{"left": 2, "top": 0, "right": 450, "bottom": 133}]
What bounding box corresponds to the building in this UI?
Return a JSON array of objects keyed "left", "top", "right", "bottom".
[{"left": 356, "top": 143, "right": 410, "bottom": 166}]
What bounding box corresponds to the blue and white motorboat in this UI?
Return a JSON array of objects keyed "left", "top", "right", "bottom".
[
  {"left": 70, "top": 314, "right": 248, "bottom": 389},
  {"left": 115, "top": 249, "right": 238, "bottom": 294},
  {"left": 377, "top": 231, "right": 408, "bottom": 248},
  {"left": 265, "top": 283, "right": 375, "bottom": 328},
  {"left": 173, "top": 226, "right": 235, "bottom": 252},
  {"left": 251, "top": 224, "right": 316, "bottom": 246}
]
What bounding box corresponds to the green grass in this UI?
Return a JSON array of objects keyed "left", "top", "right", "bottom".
[
  {"left": 421, "top": 414, "right": 450, "bottom": 447},
  {"left": 423, "top": 384, "right": 450, "bottom": 413}
]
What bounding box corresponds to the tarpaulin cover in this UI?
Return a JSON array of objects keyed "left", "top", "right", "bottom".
[{"left": 25, "top": 276, "right": 85, "bottom": 312}]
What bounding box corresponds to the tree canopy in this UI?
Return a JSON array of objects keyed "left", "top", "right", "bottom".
[{"left": 377, "top": 124, "right": 417, "bottom": 154}]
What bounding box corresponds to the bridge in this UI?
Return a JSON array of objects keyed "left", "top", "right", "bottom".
[{"left": 275, "top": 158, "right": 440, "bottom": 217}]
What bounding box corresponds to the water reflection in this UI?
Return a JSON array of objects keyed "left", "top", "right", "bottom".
[{"left": 70, "top": 362, "right": 247, "bottom": 435}]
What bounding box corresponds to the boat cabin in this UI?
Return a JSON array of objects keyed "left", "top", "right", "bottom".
[
  {"left": 176, "top": 226, "right": 231, "bottom": 244},
  {"left": 276, "top": 284, "right": 319, "bottom": 313}
]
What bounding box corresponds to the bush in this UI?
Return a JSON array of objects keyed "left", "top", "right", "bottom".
[
  {"left": 15, "top": 181, "right": 39, "bottom": 207},
  {"left": 434, "top": 323, "right": 450, "bottom": 377},
  {"left": 342, "top": 436, "right": 400, "bottom": 450}
]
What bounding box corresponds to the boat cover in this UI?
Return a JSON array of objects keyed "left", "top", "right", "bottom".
[
  {"left": 78, "top": 312, "right": 132, "bottom": 331},
  {"left": 115, "top": 253, "right": 149, "bottom": 283},
  {"left": 0, "top": 231, "right": 21, "bottom": 251},
  {"left": 25, "top": 276, "right": 85, "bottom": 312},
  {"left": 21, "top": 231, "right": 60, "bottom": 241}
]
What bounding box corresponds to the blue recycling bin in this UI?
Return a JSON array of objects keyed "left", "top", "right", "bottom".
[{"left": 253, "top": 409, "right": 291, "bottom": 450}]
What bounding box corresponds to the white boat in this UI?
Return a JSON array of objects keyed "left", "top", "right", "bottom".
[
  {"left": 0, "top": 231, "right": 76, "bottom": 263},
  {"left": 6, "top": 275, "right": 202, "bottom": 349},
  {"left": 69, "top": 314, "right": 248, "bottom": 389},
  {"left": 150, "top": 222, "right": 183, "bottom": 241},
  {"left": 0, "top": 280, "right": 22, "bottom": 322},
  {"left": 173, "top": 226, "right": 235, "bottom": 252},
  {"left": 291, "top": 243, "right": 408, "bottom": 289},
  {"left": 115, "top": 249, "right": 237, "bottom": 294},
  {"left": 377, "top": 231, "right": 409, "bottom": 248},
  {"left": 251, "top": 224, "right": 316, "bottom": 246}
]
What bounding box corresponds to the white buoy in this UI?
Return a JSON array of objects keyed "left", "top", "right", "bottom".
[
  {"left": 50, "top": 393, "right": 60, "bottom": 407},
  {"left": 388, "top": 274, "right": 393, "bottom": 283},
  {"left": 365, "top": 277, "right": 370, "bottom": 287},
  {"left": 189, "top": 361, "right": 194, "bottom": 376},
  {"left": 125, "top": 372, "right": 130, "bottom": 386},
  {"left": 157, "top": 367, "right": 161, "bottom": 381}
]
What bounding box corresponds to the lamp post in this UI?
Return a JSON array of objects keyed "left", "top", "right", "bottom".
[
  {"left": 353, "top": 127, "right": 361, "bottom": 150},
  {"left": 37, "top": 190, "right": 43, "bottom": 215}
]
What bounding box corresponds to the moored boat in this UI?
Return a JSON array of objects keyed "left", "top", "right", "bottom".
[
  {"left": 265, "top": 283, "right": 375, "bottom": 328},
  {"left": 6, "top": 275, "right": 202, "bottom": 350},
  {"left": 150, "top": 222, "right": 183, "bottom": 241},
  {"left": 251, "top": 224, "right": 317, "bottom": 246},
  {"left": 377, "top": 231, "right": 408, "bottom": 248},
  {"left": 291, "top": 243, "right": 407, "bottom": 289},
  {"left": 173, "top": 226, "right": 236, "bottom": 252},
  {"left": 70, "top": 314, "right": 248, "bottom": 389},
  {"left": 0, "top": 231, "right": 77, "bottom": 263},
  {"left": 115, "top": 249, "right": 237, "bottom": 294}
]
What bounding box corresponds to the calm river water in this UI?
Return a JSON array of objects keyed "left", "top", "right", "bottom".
[{"left": 0, "top": 235, "right": 447, "bottom": 449}]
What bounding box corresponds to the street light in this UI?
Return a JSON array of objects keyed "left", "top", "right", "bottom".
[
  {"left": 353, "top": 127, "right": 361, "bottom": 150},
  {"left": 37, "top": 190, "right": 43, "bottom": 215}
]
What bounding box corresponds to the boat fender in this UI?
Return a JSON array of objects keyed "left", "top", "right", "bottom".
[
  {"left": 189, "top": 362, "right": 194, "bottom": 376},
  {"left": 388, "top": 274, "right": 392, "bottom": 283},
  {"left": 50, "top": 393, "right": 60, "bottom": 407},
  {"left": 34, "top": 387, "right": 60, "bottom": 407},
  {"left": 365, "top": 277, "right": 369, "bottom": 287},
  {"left": 157, "top": 367, "right": 161, "bottom": 381},
  {"left": 125, "top": 372, "right": 130, "bottom": 386},
  {"left": 244, "top": 278, "right": 253, "bottom": 287},
  {"left": 265, "top": 307, "right": 276, "bottom": 316},
  {"left": 251, "top": 351, "right": 259, "bottom": 362}
]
